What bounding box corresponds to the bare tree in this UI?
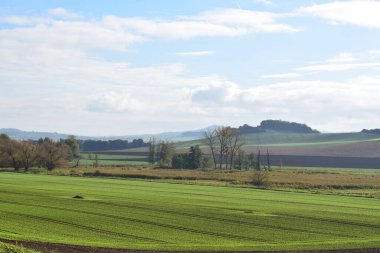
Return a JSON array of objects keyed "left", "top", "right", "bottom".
[
  {"left": 252, "top": 149, "right": 269, "bottom": 186},
  {"left": 204, "top": 126, "right": 245, "bottom": 170},
  {"left": 227, "top": 128, "right": 244, "bottom": 170},
  {"left": 2, "top": 138, "right": 22, "bottom": 171},
  {"left": 20, "top": 141, "right": 37, "bottom": 171},
  {"left": 215, "top": 127, "right": 229, "bottom": 170},
  {"left": 266, "top": 148, "right": 271, "bottom": 171},
  {"left": 38, "top": 138, "right": 68, "bottom": 171},
  {"left": 148, "top": 137, "right": 156, "bottom": 164},
  {"left": 203, "top": 130, "right": 217, "bottom": 169}
]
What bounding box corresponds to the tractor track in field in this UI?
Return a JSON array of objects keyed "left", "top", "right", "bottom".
[
  {"left": 0, "top": 200, "right": 267, "bottom": 242},
  {"left": 1, "top": 210, "right": 164, "bottom": 244},
  {"left": 0, "top": 196, "right": 356, "bottom": 240},
  {"left": 1, "top": 239, "right": 380, "bottom": 253}
]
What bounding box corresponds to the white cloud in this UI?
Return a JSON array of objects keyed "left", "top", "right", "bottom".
[
  {"left": 2, "top": 6, "right": 380, "bottom": 135},
  {"left": 102, "top": 8, "right": 298, "bottom": 40},
  {"left": 327, "top": 53, "right": 357, "bottom": 63},
  {"left": 188, "top": 77, "right": 380, "bottom": 132},
  {"left": 47, "top": 8, "right": 82, "bottom": 19},
  {"left": 298, "top": 1, "right": 380, "bottom": 28},
  {"left": 296, "top": 61, "right": 380, "bottom": 72},
  {"left": 253, "top": 0, "right": 275, "bottom": 7},
  {"left": 261, "top": 73, "right": 301, "bottom": 79},
  {"left": 293, "top": 51, "right": 380, "bottom": 73},
  {"left": 176, "top": 51, "right": 215, "bottom": 57}
]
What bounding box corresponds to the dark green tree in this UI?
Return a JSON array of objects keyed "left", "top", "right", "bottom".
[{"left": 188, "top": 145, "right": 204, "bottom": 169}]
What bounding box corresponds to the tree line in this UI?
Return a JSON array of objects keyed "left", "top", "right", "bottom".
[
  {"left": 147, "top": 126, "right": 272, "bottom": 184},
  {"left": 0, "top": 134, "right": 80, "bottom": 171}
]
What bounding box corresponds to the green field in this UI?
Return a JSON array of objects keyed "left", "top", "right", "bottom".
[
  {"left": 78, "top": 159, "right": 149, "bottom": 166},
  {"left": 176, "top": 131, "right": 380, "bottom": 148},
  {"left": 77, "top": 153, "right": 149, "bottom": 166},
  {"left": 0, "top": 173, "right": 380, "bottom": 251},
  {"left": 81, "top": 154, "right": 145, "bottom": 160}
]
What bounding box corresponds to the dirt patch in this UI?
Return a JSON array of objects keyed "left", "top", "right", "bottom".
[{"left": 1, "top": 239, "right": 380, "bottom": 253}]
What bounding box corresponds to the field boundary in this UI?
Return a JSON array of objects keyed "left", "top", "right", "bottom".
[{"left": 1, "top": 239, "right": 380, "bottom": 253}]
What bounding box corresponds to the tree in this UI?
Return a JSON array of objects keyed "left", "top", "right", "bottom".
[
  {"left": 64, "top": 135, "right": 81, "bottom": 167},
  {"left": 215, "top": 127, "right": 229, "bottom": 170},
  {"left": 188, "top": 145, "right": 205, "bottom": 169},
  {"left": 148, "top": 138, "right": 156, "bottom": 164},
  {"left": 171, "top": 153, "right": 188, "bottom": 169},
  {"left": 19, "top": 141, "right": 37, "bottom": 171},
  {"left": 235, "top": 150, "right": 247, "bottom": 170},
  {"left": 2, "top": 138, "right": 22, "bottom": 171},
  {"left": 0, "top": 134, "right": 11, "bottom": 167},
  {"left": 251, "top": 150, "right": 269, "bottom": 186},
  {"left": 247, "top": 152, "right": 256, "bottom": 170},
  {"left": 156, "top": 141, "right": 174, "bottom": 167},
  {"left": 171, "top": 146, "right": 205, "bottom": 169},
  {"left": 226, "top": 128, "right": 244, "bottom": 170},
  {"left": 93, "top": 154, "right": 99, "bottom": 168},
  {"left": 204, "top": 126, "right": 245, "bottom": 170},
  {"left": 203, "top": 130, "right": 217, "bottom": 169},
  {"left": 38, "top": 138, "right": 68, "bottom": 171}
]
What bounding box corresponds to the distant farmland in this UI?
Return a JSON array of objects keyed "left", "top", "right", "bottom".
[
  {"left": 77, "top": 131, "right": 380, "bottom": 169},
  {"left": 0, "top": 173, "right": 380, "bottom": 251}
]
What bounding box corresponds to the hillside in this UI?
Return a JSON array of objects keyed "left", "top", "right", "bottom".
[
  {"left": 0, "top": 126, "right": 216, "bottom": 142},
  {"left": 176, "top": 131, "right": 380, "bottom": 159}
]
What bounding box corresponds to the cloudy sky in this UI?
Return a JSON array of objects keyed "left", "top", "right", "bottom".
[{"left": 1, "top": 0, "right": 380, "bottom": 136}]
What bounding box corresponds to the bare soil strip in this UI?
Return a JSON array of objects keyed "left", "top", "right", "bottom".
[{"left": 2, "top": 239, "right": 380, "bottom": 253}]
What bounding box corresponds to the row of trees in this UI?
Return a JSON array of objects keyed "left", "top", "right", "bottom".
[
  {"left": 147, "top": 138, "right": 175, "bottom": 167},
  {"left": 203, "top": 126, "right": 244, "bottom": 170},
  {"left": 0, "top": 135, "right": 80, "bottom": 171},
  {"left": 171, "top": 146, "right": 207, "bottom": 169},
  {"left": 147, "top": 126, "right": 272, "bottom": 181}
]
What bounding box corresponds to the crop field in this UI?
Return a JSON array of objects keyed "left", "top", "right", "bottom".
[
  {"left": 177, "top": 132, "right": 380, "bottom": 149},
  {"left": 0, "top": 173, "right": 380, "bottom": 251},
  {"left": 77, "top": 153, "right": 149, "bottom": 167},
  {"left": 78, "top": 159, "right": 149, "bottom": 166}
]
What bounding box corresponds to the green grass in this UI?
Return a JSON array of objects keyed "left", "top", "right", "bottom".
[
  {"left": 80, "top": 153, "right": 146, "bottom": 160},
  {"left": 0, "top": 242, "right": 41, "bottom": 253},
  {"left": 0, "top": 173, "right": 380, "bottom": 251},
  {"left": 77, "top": 159, "right": 149, "bottom": 166}
]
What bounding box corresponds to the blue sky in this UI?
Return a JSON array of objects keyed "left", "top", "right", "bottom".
[{"left": 1, "top": 0, "right": 380, "bottom": 136}]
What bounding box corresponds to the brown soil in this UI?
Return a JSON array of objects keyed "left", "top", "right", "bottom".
[{"left": 1, "top": 239, "right": 380, "bottom": 253}]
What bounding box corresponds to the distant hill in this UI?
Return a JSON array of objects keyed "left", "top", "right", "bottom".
[
  {"left": 236, "top": 120, "right": 319, "bottom": 135},
  {"left": 0, "top": 128, "right": 74, "bottom": 141},
  {"left": 0, "top": 125, "right": 220, "bottom": 142},
  {"left": 361, "top": 129, "right": 380, "bottom": 135},
  {"left": 237, "top": 124, "right": 265, "bottom": 134},
  {"left": 259, "top": 120, "right": 319, "bottom": 133}
]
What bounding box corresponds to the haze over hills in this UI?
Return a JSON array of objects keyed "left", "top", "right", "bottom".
[
  {"left": 1, "top": 120, "right": 379, "bottom": 143},
  {"left": 0, "top": 125, "right": 220, "bottom": 141}
]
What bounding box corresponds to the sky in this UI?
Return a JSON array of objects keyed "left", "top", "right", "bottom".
[{"left": 1, "top": 0, "right": 380, "bottom": 136}]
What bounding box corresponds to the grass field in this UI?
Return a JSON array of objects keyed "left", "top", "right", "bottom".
[
  {"left": 0, "top": 173, "right": 380, "bottom": 251},
  {"left": 78, "top": 159, "right": 149, "bottom": 166},
  {"left": 176, "top": 131, "right": 380, "bottom": 148},
  {"left": 49, "top": 166, "right": 380, "bottom": 198},
  {"left": 76, "top": 153, "right": 149, "bottom": 167}
]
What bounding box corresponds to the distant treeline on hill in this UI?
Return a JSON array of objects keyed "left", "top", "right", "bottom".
[
  {"left": 361, "top": 129, "right": 380, "bottom": 135},
  {"left": 237, "top": 120, "right": 319, "bottom": 134},
  {"left": 79, "top": 139, "right": 148, "bottom": 152}
]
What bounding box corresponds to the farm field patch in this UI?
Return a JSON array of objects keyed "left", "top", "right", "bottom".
[{"left": 0, "top": 173, "right": 379, "bottom": 251}]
